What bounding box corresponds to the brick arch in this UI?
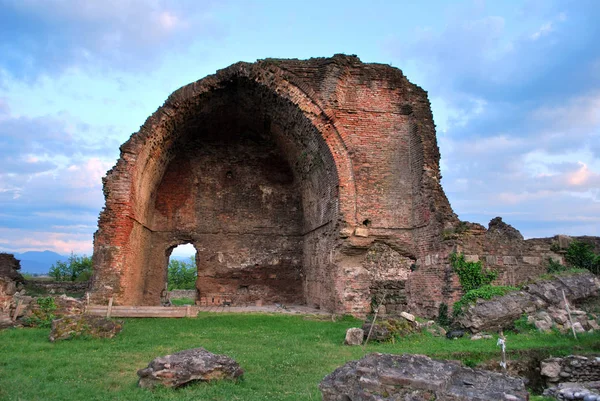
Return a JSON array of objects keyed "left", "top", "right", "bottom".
[{"left": 91, "top": 61, "right": 357, "bottom": 307}]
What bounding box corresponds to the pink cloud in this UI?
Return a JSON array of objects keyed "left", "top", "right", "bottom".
[{"left": 0, "top": 228, "right": 93, "bottom": 254}]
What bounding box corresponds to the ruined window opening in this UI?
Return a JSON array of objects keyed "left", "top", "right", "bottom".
[{"left": 363, "top": 219, "right": 372, "bottom": 227}]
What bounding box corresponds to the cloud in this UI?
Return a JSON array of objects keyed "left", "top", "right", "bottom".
[
  {"left": 0, "top": 227, "right": 93, "bottom": 254},
  {"left": 388, "top": 1, "right": 600, "bottom": 238},
  {"left": 0, "top": 99, "right": 116, "bottom": 252},
  {"left": 0, "top": 0, "right": 226, "bottom": 80}
]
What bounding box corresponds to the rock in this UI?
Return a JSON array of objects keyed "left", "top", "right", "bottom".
[
  {"left": 589, "top": 320, "right": 600, "bottom": 330},
  {"left": 541, "top": 360, "right": 562, "bottom": 379},
  {"left": 400, "top": 311, "right": 415, "bottom": 322},
  {"left": 49, "top": 315, "right": 123, "bottom": 342},
  {"left": 137, "top": 347, "right": 243, "bottom": 388},
  {"left": 344, "top": 328, "right": 364, "bottom": 346},
  {"left": 362, "top": 322, "right": 391, "bottom": 342},
  {"left": 456, "top": 272, "right": 600, "bottom": 333},
  {"left": 0, "top": 314, "right": 15, "bottom": 329},
  {"left": 471, "top": 334, "right": 492, "bottom": 340},
  {"left": 572, "top": 322, "right": 586, "bottom": 333},
  {"left": 362, "top": 318, "right": 416, "bottom": 342},
  {"left": 456, "top": 291, "right": 540, "bottom": 333},
  {"left": 446, "top": 329, "right": 465, "bottom": 339},
  {"left": 535, "top": 319, "right": 553, "bottom": 332},
  {"left": 319, "top": 353, "right": 529, "bottom": 401}
]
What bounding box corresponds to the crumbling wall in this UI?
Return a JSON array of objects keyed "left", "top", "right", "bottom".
[
  {"left": 0, "top": 253, "right": 24, "bottom": 327},
  {"left": 90, "top": 55, "right": 600, "bottom": 316},
  {"left": 91, "top": 55, "right": 456, "bottom": 314},
  {"left": 541, "top": 355, "right": 600, "bottom": 386}
]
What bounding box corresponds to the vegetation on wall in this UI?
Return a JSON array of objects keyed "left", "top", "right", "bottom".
[
  {"left": 49, "top": 253, "right": 93, "bottom": 282},
  {"left": 546, "top": 240, "right": 600, "bottom": 275},
  {"left": 22, "top": 296, "right": 57, "bottom": 328},
  {"left": 449, "top": 252, "right": 497, "bottom": 292},
  {"left": 449, "top": 252, "right": 511, "bottom": 317},
  {"left": 167, "top": 256, "right": 197, "bottom": 290}
]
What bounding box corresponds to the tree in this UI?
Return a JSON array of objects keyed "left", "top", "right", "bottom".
[
  {"left": 167, "top": 256, "right": 197, "bottom": 290},
  {"left": 49, "top": 252, "right": 93, "bottom": 282}
]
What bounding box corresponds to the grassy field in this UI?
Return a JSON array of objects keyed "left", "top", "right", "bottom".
[{"left": 1, "top": 313, "right": 598, "bottom": 401}]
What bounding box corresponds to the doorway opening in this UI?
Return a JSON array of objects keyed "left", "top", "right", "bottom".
[{"left": 165, "top": 243, "right": 197, "bottom": 306}]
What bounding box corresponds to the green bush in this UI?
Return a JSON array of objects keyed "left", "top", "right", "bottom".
[
  {"left": 23, "top": 296, "right": 57, "bottom": 328},
  {"left": 167, "top": 256, "right": 197, "bottom": 290},
  {"left": 546, "top": 257, "right": 568, "bottom": 274},
  {"left": 49, "top": 253, "right": 93, "bottom": 282},
  {"left": 450, "top": 252, "right": 498, "bottom": 292},
  {"left": 453, "top": 285, "right": 518, "bottom": 317},
  {"left": 565, "top": 240, "right": 599, "bottom": 274}
]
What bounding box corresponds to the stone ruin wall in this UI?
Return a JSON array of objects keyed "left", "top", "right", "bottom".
[
  {"left": 90, "top": 54, "right": 599, "bottom": 318},
  {"left": 0, "top": 253, "right": 24, "bottom": 321}
]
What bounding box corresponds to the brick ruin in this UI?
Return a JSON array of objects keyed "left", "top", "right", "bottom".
[{"left": 90, "top": 55, "right": 599, "bottom": 317}]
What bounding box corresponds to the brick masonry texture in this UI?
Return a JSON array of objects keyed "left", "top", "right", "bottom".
[{"left": 90, "top": 55, "right": 599, "bottom": 317}]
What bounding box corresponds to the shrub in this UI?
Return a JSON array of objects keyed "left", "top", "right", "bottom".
[
  {"left": 565, "top": 240, "right": 599, "bottom": 274},
  {"left": 546, "top": 257, "right": 568, "bottom": 274},
  {"left": 450, "top": 252, "right": 497, "bottom": 292},
  {"left": 23, "top": 296, "right": 57, "bottom": 328}
]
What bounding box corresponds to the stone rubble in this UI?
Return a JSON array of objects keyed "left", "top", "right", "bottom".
[
  {"left": 49, "top": 315, "right": 123, "bottom": 342},
  {"left": 320, "top": 353, "right": 529, "bottom": 401},
  {"left": 528, "top": 306, "right": 598, "bottom": 334},
  {"left": 137, "top": 347, "right": 244, "bottom": 389},
  {"left": 543, "top": 382, "right": 600, "bottom": 400},
  {"left": 456, "top": 272, "right": 600, "bottom": 333}
]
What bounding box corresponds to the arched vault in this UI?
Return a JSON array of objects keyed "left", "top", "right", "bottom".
[{"left": 91, "top": 55, "right": 456, "bottom": 315}]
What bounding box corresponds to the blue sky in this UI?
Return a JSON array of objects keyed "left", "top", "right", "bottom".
[{"left": 0, "top": 0, "right": 599, "bottom": 257}]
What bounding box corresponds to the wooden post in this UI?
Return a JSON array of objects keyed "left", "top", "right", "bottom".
[
  {"left": 12, "top": 299, "right": 22, "bottom": 321},
  {"left": 562, "top": 290, "right": 577, "bottom": 340},
  {"left": 363, "top": 292, "right": 387, "bottom": 347},
  {"left": 107, "top": 297, "right": 114, "bottom": 319}
]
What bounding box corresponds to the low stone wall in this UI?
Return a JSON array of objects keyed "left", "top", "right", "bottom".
[
  {"left": 541, "top": 355, "right": 600, "bottom": 386},
  {"left": 26, "top": 281, "right": 90, "bottom": 295},
  {"left": 168, "top": 290, "right": 197, "bottom": 300}
]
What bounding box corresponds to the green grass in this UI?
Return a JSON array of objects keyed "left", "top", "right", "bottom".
[
  {"left": 1, "top": 313, "right": 598, "bottom": 401},
  {"left": 170, "top": 298, "right": 195, "bottom": 306}
]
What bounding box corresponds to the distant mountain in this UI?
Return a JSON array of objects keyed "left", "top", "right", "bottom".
[{"left": 12, "top": 251, "right": 68, "bottom": 275}]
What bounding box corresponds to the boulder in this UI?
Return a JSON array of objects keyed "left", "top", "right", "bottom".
[
  {"left": 49, "top": 315, "right": 123, "bottom": 342},
  {"left": 345, "top": 328, "right": 364, "bottom": 346},
  {"left": 137, "top": 347, "right": 244, "bottom": 389},
  {"left": 457, "top": 272, "right": 600, "bottom": 333},
  {"left": 362, "top": 318, "right": 416, "bottom": 342},
  {"left": 320, "top": 353, "right": 529, "bottom": 401}
]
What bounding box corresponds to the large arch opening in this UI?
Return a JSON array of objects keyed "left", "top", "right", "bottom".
[{"left": 138, "top": 76, "right": 340, "bottom": 307}]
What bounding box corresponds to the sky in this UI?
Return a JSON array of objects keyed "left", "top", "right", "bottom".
[{"left": 0, "top": 0, "right": 599, "bottom": 258}]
